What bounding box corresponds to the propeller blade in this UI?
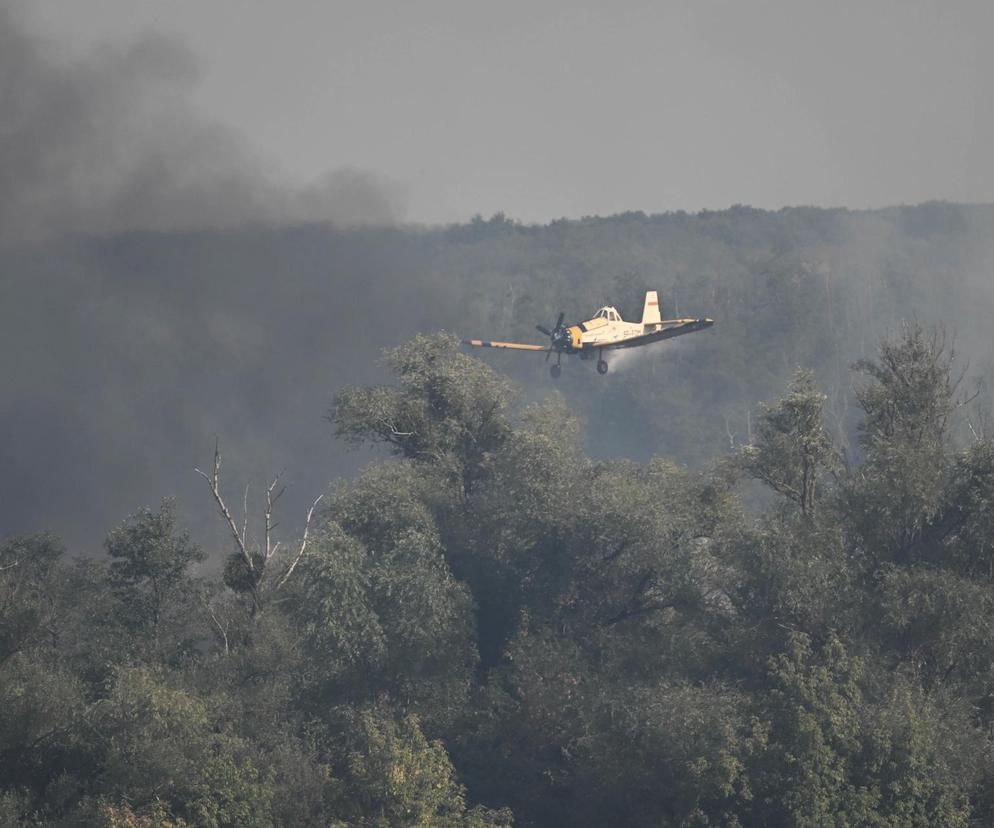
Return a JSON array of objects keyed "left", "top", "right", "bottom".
[
  {"left": 545, "top": 347, "right": 553, "bottom": 362},
  {"left": 536, "top": 325, "right": 552, "bottom": 337},
  {"left": 555, "top": 312, "right": 565, "bottom": 330}
]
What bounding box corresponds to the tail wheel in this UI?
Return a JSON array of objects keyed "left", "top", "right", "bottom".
[
  {"left": 550, "top": 364, "right": 562, "bottom": 379},
  {"left": 596, "top": 359, "right": 608, "bottom": 374}
]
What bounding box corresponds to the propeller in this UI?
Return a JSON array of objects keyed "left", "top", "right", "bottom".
[{"left": 536, "top": 312, "right": 568, "bottom": 360}]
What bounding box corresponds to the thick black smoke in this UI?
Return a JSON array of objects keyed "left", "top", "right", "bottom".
[
  {"left": 0, "top": 2, "right": 415, "bottom": 552},
  {"left": 0, "top": 2, "right": 402, "bottom": 242}
]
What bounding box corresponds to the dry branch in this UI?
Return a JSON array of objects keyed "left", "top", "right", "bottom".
[
  {"left": 277, "top": 493, "right": 325, "bottom": 588},
  {"left": 195, "top": 440, "right": 255, "bottom": 575},
  {"left": 197, "top": 439, "right": 324, "bottom": 604}
]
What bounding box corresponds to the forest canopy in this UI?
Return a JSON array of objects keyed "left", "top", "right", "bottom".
[
  {"left": 5, "top": 321, "right": 994, "bottom": 826},
  {"left": 5, "top": 203, "right": 994, "bottom": 551}
]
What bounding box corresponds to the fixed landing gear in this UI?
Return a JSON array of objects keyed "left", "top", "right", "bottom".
[{"left": 596, "top": 359, "right": 609, "bottom": 375}]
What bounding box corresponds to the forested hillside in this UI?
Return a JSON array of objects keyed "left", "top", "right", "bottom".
[
  {"left": 6, "top": 323, "right": 994, "bottom": 824},
  {"left": 3, "top": 203, "right": 994, "bottom": 549},
  {"left": 6, "top": 1, "right": 994, "bottom": 821},
  {"left": 4, "top": 204, "right": 994, "bottom": 824}
]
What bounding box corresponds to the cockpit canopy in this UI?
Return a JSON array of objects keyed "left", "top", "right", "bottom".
[{"left": 593, "top": 306, "right": 621, "bottom": 322}]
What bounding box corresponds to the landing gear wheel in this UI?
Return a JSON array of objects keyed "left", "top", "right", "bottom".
[
  {"left": 550, "top": 364, "right": 562, "bottom": 379},
  {"left": 596, "top": 359, "right": 608, "bottom": 375}
]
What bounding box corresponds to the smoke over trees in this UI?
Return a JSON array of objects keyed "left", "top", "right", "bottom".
[
  {"left": 6, "top": 3, "right": 994, "bottom": 822},
  {"left": 4, "top": 202, "right": 994, "bottom": 551},
  {"left": 4, "top": 4, "right": 994, "bottom": 552},
  {"left": 5, "top": 329, "right": 994, "bottom": 824}
]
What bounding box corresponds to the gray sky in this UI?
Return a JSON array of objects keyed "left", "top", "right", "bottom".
[{"left": 13, "top": 0, "right": 994, "bottom": 224}]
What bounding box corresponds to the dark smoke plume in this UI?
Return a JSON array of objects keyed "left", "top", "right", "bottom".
[
  {"left": 0, "top": 2, "right": 415, "bottom": 552},
  {"left": 0, "top": 2, "right": 402, "bottom": 242}
]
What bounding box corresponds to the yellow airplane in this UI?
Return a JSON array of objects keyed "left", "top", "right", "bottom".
[{"left": 464, "top": 291, "right": 714, "bottom": 378}]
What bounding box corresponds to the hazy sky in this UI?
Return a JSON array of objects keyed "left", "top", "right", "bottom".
[{"left": 12, "top": 0, "right": 994, "bottom": 224}]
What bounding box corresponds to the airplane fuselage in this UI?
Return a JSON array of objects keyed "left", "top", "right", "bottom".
[
  {"left": 561, "top": 307, "right": 711, "bottom": 353},
  {"left": 462, "top": 291, "right": 713, "bottom": 377},
  {"left": 566, "top": 316, "right": 658, "bottom": 350}
]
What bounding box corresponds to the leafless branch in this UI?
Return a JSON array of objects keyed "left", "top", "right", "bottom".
[
  {"left": 968, "top": 419, "right": 981, "bottom": 442},
  {"left": 265, "top": 470, "right": 287, "bottom": 561},
  {"left": 206, "top": 601, "right": 230, "bottom": 654},
  {"left": 723, "top": 414, "right": 737, "bottom": 451},
  {"left": 241, "top": 483, "right": 250, "bottom": 549},
  {"left": 378, "top": 417, "right": 415, "bottom": 438},
  {"left": 195, "top": 439, "right": 255, "bottom": 575},
  {"left": 277, "top": 493, "right": 325, "bottom": 588}
]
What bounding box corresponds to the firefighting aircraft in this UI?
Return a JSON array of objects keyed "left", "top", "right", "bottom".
[{"left": 464, "top": 291, "right": 714, "bottom": 378}]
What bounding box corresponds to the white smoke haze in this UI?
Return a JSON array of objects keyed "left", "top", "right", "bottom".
[
  {"left": 0, "top": 1, "right": 403, "bottom": 242},
  {"left": 602, "top": 345, "right": 647, "bottom": 375}
]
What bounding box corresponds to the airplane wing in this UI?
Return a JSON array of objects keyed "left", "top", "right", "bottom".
[
  {"left": 605, "top": 318, "right": 714, "bottom": 350},
  {"left": 463, "top": 339, "right": 548, "bottom": 351}
]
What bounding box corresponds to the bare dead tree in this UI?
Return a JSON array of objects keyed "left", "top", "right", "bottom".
[
  {"left": 195, "top": 441, "right": 261, "bottom": 609},
  {"left": 196, "top": 439, "right": 324, "bottom": 611}
]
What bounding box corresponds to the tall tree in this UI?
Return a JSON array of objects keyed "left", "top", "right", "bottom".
[
  {"left": 0, "top": 533, "right": 64, "bottom": 662},
  {"left": 104, "top": 501, "right": 205, "bottom": 634},
  {"left": 739, "top": 369, "right": 836, "bottom": 517},
  {"left": 846, "top": 323, "right": 962, "bottom": 564},
  {"left": 331, "top": 333, "right": 514, "bottom": 494}
]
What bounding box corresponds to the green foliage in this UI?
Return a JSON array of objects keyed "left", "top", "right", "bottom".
[
  {"left": 878, "top": 565, "right": 994, "bottom": 687},
  {"left": 0, "top": 533, "right": 64, "bottom": 662},
  {"left": 92, "top": 667, "right": 275, "bottom": 827},
  {"left": 846, "top": 324, "right": 961, "bottom": 564},
  {"left": 292, "top": 519, "right": 477, "bottom": 728},
  {"left": 104, "top": 501, "right": 206, "bottom": 633},
  {"left": 939, "top": 438, "right": 994, "bottom": 577},
  {"left": 749, "top": 634, "right": 977, "bottom": 827},
  {"left": 331, "top": 332, "right": 515, "bottom": 493},
  {"left": 0, "top": 653, "right": 86, "bottom": 802},
  {"left": 11, "top": 323, "right": 994, "bottom": 825},
  {"left": 727, "top": 515, "right": 856, "bottom": 649},
  {"left": 738, "top": 369, "right": 836, "bottom": 516},
  {"left": 106, "top": 502, "right": 205, "bottom": 592},
  {"left": 475, "top": 630, "right": 755, "bottom": 826},
  {"left": 753, "top": 634, "right": 869, "bottom": 823},
  {"left": 0, "top": 790, "right": 35, "bottom": 827},
  {"left": 95, "top": 800, "right": 191, "bottom": 827},
  {"left": 854, "top": 323, "right": 960, "bottom": 449},
  {"left": 337, "top": 709, "right": 511, "bottom": 827},
  {"left": 856, "top": 684, "right": 977, "bottom": 827}
]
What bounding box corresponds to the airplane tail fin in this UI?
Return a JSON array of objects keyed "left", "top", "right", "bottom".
[{"left": 641, "top": 291, "right": 661, "bottom": 325}]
